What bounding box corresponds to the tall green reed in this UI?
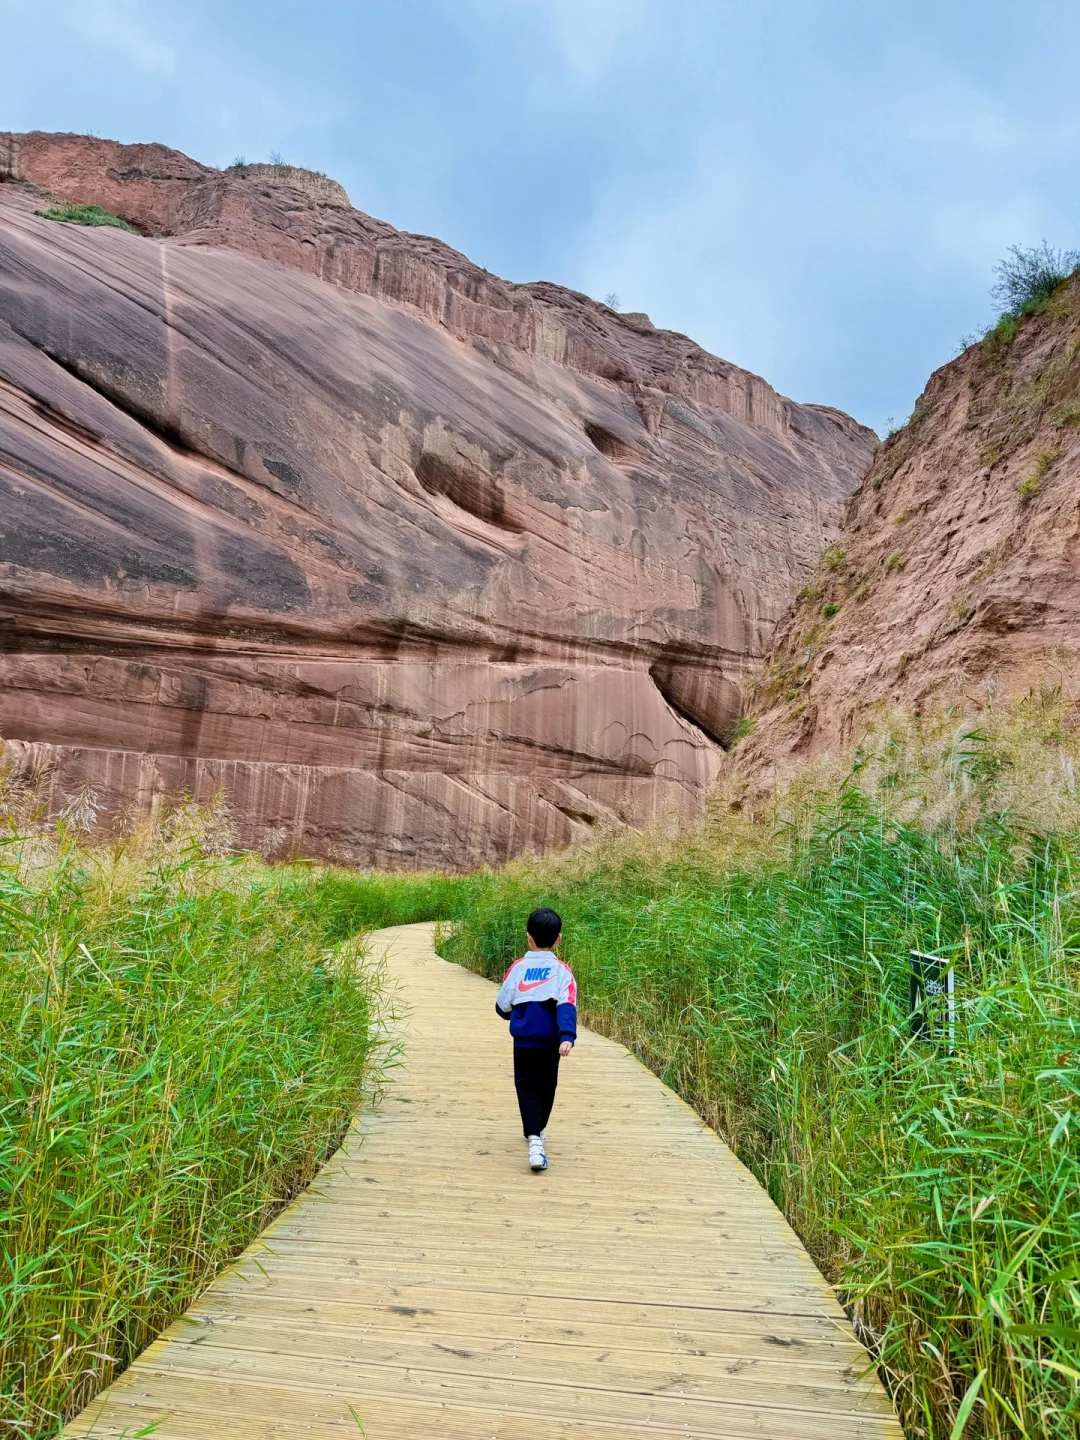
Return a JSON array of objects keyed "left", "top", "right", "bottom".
[
  {"left": 0, "top": 817, "right": 374, "bottom": 1438},
  {"left": 285, "top": 866, "right": 482, "bottom": 941},
  {"left": 441, "top": 720, "right": 1080, "bottom": 1439}
]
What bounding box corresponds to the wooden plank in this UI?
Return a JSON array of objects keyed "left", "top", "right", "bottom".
[
  {"left": 166, "top": 1292, "right": 864, "bottom": 1358},
  {"left": 64, "top": 922, "right": 901, "bottom": 1439},
  {"left": 135, "top": 1325, "right": 890, "bottom": 1404},
  {"left": 167, "top": 1312, "right": 876, "bottom": 1381}
]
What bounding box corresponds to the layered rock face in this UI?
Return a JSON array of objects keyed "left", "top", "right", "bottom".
[
  {"left": 745, "top": 275, "right": 1080, "bottom": 765},
  {"left": 0, "top": 132, "right": 873, "bottom": 866}
]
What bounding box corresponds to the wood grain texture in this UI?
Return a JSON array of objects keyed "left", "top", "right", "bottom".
[{"left": 64, "top": 923, "right": 901, "bottom": 1439}]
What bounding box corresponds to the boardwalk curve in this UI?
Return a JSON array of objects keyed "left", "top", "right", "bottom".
[{"left": 66, "top": 922, "right": 901, "bottom": 1439}]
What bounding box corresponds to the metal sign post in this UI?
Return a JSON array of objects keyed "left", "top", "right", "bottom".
[{"left": 909, "top": 951, "right": 955, "bottom": 1050}]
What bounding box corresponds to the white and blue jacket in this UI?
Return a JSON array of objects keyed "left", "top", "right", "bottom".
[{"left": 495, "top": 951, "right": 577, "bottom": 1049}]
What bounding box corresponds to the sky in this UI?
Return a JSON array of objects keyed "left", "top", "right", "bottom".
[{"left": 4, "top": 0, "right": 1080, "bottom": 436}]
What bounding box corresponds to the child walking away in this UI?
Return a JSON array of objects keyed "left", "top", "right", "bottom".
[{"left": 495, "top": 907, "right": 576, "bottom": 1172}]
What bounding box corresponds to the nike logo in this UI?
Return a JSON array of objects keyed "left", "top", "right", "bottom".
[{"left": 518, "top": 976, "right": 550, "bottom": 992}]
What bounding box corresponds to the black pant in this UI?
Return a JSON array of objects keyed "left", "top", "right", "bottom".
[{"left": 513, "top": 1045, "right": 560, "bottom": 1138}]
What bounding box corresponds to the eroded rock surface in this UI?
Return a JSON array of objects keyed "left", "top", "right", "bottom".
[
  {"left": 743, "top": 275, "right": 1080, "bottom": 768},
  {"left": 0, "top": 132, "right": 873, "bottom": 866}
]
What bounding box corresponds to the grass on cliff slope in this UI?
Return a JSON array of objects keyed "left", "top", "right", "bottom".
[
  {"left": 33, "top": 204, "right": 138, "bottom": 234},
  {"left": 0, "top": 795, "right": 377, "bottom": 1439},
  {"left": 427, "top": 698, "right": 1080, "bottom": 1440}
]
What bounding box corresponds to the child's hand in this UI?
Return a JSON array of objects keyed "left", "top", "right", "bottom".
[{"left": 559, "top": 1040, "right": 574, "bottom": 1057}]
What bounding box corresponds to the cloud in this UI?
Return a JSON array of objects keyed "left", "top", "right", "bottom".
[
  {"left": 450, "top": 0, "right": 657, "bottom": 90},
  {"left": 563, "top": 15, "right": 1080, "bottom": 433},
  {"left": 537, "top": 0, "right": 654, "bottom": 87},
  {"left": 67, "top": 0, "right": 177, "bottom": 75},
  {"left": 7, "top": 0, "right": 1079, "bottom": 437}
]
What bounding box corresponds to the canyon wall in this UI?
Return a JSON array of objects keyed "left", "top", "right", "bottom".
[
  {"left": 0, "top": 132, "right": 873, "bottom": 866},
  {"left": 743, "top": 274, "right": 1080, "bottom": 767}
]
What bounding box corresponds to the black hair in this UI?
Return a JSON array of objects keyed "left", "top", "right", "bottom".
[{"left": 526, "top": 906, "right": 562, "bottom": 948}]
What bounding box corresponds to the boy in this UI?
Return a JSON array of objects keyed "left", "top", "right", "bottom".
[{"left": 495, "top": 907, "right": 576, "bottom": 1172}]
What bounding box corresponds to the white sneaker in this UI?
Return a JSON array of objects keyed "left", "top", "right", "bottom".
[
  {"left": 527, "top": 1135, "right": 548, "bottom": 1171},
  {"left": 523, "top": 1130, "right": 546, "bottom": 1144}
]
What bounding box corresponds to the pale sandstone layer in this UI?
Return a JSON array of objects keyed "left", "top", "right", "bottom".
[
  {"left": 0, "top": 132, "right": 873, "bottom": 866},
  {"left": 743, "top": 275, "right": 1080, "bottom": 769}
]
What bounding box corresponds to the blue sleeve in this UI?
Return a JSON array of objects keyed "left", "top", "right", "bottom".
[
  {"left": 556, "top": 1001, "right": 577, "bottom": 1045},
  {"left": 495, "top": 1000, "right": 512, "bottom": 1020}
]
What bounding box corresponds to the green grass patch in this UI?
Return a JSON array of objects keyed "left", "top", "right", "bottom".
[
  {"left": 34, "top": 204, "right": 138, "bottom": 234},
  {"left": 436, "top": 702, "right": 1080, "bottom": 1439},
  {"left": 983, "top": 312, "right": 1020, "bottom": 348},
  {"left": 820, "top": 543, "right": 846, "bottom": 572},
  {"left": 1016, "top": 450, "right": 1055, "bottom": 504},
  {"left": 0, "top": 804, "right": 380, "bottom": 1436}
]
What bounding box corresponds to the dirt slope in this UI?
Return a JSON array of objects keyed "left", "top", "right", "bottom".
[
  {"left": 0, "top": 132, "right": 873, "bottom": 866},
  {"left": 743, "top": 276, "right": 1080, "bottom": 767}
]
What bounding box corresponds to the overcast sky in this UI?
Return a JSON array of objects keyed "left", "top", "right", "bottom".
[{"left": 5, "top": 0, "right": 1080, "bottom": 435}]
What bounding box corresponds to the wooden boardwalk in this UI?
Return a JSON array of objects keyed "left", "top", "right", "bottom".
[{"left": 67, "top": 923, "right": 901, "bottom": 1439}]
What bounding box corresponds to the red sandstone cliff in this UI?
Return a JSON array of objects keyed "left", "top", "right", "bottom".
[
  {"left": 742, "top": 274, "right": 1080, "bottom": 767},
  {"left": 0, "top": 132, "right": 874, "bottom": 866}
]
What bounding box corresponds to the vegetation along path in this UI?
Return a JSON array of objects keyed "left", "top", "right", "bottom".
[{"left": 65, "top": 923, "right": 901, "bottom": 1439}]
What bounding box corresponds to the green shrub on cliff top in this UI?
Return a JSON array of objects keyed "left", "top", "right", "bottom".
[{"left": 992, "top": 242, "right": 1080, "bottom": 318}]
